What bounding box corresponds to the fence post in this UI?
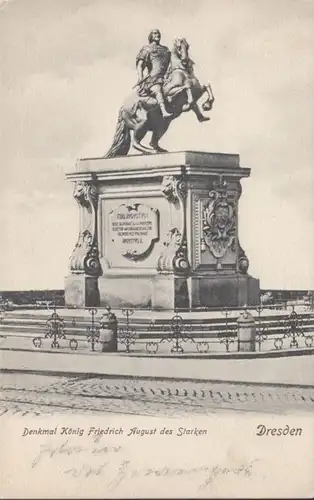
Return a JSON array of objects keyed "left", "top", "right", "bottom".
[
  {"left": 100, "top": 311, "right": 118, "bottom": 352},
  {"left": 237, "top": 309, "right": 256, "bottom": 352}
]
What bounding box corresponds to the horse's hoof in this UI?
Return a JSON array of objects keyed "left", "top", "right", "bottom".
[
  {"left": 198, "top": 116, "right": 210, "bottom": 122},
  {"left": 203, "top": 102, "right": 213, "bottom": 111},
  {"left": 149, "top": 143, "right": 168, "bottom": 153},
  {"left": 132, "top": 142, "right": 153, "bottom": 154},
  {"left": 152, "top": 147, "right": 168, "bottom": 153},
  {"left": 182, "top": 103, "right": 191, "bottom": 112}
]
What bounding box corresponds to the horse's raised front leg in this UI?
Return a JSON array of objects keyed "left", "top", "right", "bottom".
[
  {"left": 182, "top": 86, "right": 194, "bottom": 112},
  {"left": 202, "top": 83, "right": 215, "bottom": 111},
  {"left": 191, "top": 102, "right": 210, "bottom": 122},
  {"left": 186, "top": 83, "right": 213, "bottom": 121},
  {"left": 182, "top": 86, "right": 208, "bottom": 120}
]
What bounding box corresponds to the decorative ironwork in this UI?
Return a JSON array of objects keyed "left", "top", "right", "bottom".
[
  {"left": 32, "top": 307, "right": 119, "bottom": 352},
  {"left": 274, "top": 307, "right": 304, "bottom": 349},
  {"left": 167, "top": 314, "right": 190, "bottom": 353},
  {"left": 39, "top": 309, "right": 66, "bottom": 348},
  {"left": 196, "top": 341, "right": 210, "bottom": 353},
  {"left": 220, "top": 337, "right": 235, "bottom": 352},
  {"left": 19, "top": 303, "right": 314, "bottom": 356},
  {"left": 32, "top": 309, "right": 79, "bottom": 350},
  {"left": 299, "top": 312, "right": 314, "bottom": 348},
  {"left": 221, "top": 307, "right": 237, "bottom": 336},
  {"left": 69, "top": 338, "right": 78, "bottom": 350},
  {"left": 146, "top": 341, "right": 159, "bottom": 354},
  {"left": 0, "top": 307, "right": 5, "bottom": 323},
  {"left": 145, "top": 313, "right": 193, "bottom": 354},
  {"left": 86, "top": 308, "right": 100, "bottom": 351},
  {"left": 118, "top": 309, "right": 138, "bottom": 353},
  {"left": 255, "top": 306, "right": 267, "bottom": 351},
  {"left": 33, "top": 337, "right": 42, "bottom": 348}
]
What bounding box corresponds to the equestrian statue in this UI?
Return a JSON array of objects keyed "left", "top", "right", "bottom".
[{"left": 104, "top": 29, "right": 214, "bottom": 157}]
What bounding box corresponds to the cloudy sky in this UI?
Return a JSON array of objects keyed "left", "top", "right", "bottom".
[{"left": 1, "top": 0, "right": 313, "bottom": 291}]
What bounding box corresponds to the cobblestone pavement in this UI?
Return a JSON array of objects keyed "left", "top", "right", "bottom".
[{"left": 1, "top": 373, "right": 313, "bottom": 417}]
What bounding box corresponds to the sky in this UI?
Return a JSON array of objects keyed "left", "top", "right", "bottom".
[{"left": 0, "top": 0, "right": 313, "bottom": 291}]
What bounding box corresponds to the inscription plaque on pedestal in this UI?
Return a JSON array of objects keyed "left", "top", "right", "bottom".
[{"left": 109, "top": 203, "right": 159, "bottom": 261}]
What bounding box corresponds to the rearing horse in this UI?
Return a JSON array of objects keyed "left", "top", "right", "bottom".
[{"left": 104, "top": 38, "right": 214, "bottom": 157}]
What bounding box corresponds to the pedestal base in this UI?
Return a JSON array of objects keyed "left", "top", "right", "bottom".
[
  {"left": 97, "top": 274, "right": 190, "bottom": 310},
  {"left": 152, "top": 275, "right": 189, "bottom": 310},
  {"left": 98, "top": 275, "right": 153, "bottom": 308},
  {"left": 191, "top": 274, "right": 260, "bottom": 308},
  {"left": 64, "top": 275, "right": 100, "bottom": 308},
  {"left": 65, "top": 273, "right": 259, "bottom": 309}
]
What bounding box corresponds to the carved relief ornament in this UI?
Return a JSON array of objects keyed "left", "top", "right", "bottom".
[
  {"left": 69, "top": 181, "right": 102, "bottom": 276},
  {"left": 201, "top": 177, "right": 236, "bottom": 260},
  {"left": 158, "top": 175, "right": 190, "bottom": 275}
]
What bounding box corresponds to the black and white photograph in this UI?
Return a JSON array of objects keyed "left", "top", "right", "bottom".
[{"left": 0, "top": 0, "right": 313, "bottom": 497}]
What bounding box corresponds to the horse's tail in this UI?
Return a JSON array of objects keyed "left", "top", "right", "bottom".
[{"left": 104, "top": 107, "right": 131, "bottom": 158}]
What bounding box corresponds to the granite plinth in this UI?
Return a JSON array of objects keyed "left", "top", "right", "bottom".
[
  {"left": 65, "top": 275, "right": 100, "bottom": 308},
  {"left": 191, "top": 274, "right": 260, "bottom": 308}
]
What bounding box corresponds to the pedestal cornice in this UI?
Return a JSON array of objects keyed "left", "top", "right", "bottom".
[{"left": 66, "top": 151, "right": 250, "bottom": 182}]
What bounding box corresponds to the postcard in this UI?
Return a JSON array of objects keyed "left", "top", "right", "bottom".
[{"left": 0, "top": 0, "right": 313, "bottom": 498}]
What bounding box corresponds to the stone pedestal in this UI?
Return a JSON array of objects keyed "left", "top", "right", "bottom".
[{"left": 65, "top": 151, "right": 260, "bottom": 309}]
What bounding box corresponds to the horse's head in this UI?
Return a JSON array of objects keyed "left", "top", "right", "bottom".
[{"left": 173, "top": 37, "right": 190, "bottom": 68}]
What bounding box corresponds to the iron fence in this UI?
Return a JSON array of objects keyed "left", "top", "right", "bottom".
[
  {"left": 0, "top": 303, "right": 313, "bottom": 355},
  {"left": 273, "top": 307, "right": 313, "bottom": 350},
  {"left": 30, "top": 307, "right": 118, "bottom": 352},
  {"left": 118, "top": 309, "right": 138, "bottom": 352}
]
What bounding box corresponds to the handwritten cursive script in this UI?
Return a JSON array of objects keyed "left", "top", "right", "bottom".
[
  {"left": 30, "top": 439, "right": 260, "bottom": 493},
  {"left": 31, "top": 440, "right": 122, "bottom": 469},
  {"left": 62, "top": 458, "right": 260, "bottom": 492}
]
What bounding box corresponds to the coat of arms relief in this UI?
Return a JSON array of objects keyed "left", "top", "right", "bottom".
[{"left": 201, "top": 177, "right": 237, "bottom": 262}]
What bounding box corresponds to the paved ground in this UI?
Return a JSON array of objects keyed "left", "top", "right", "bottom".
[
  {"left": 1, "top": 347, "right": 314, "bottom": 385},
  {"left": 1, "top": 335, "right": 313, "bottom": 418},
  {"left": 1, "top": 371, "right": 313, "bottom": 418}
]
